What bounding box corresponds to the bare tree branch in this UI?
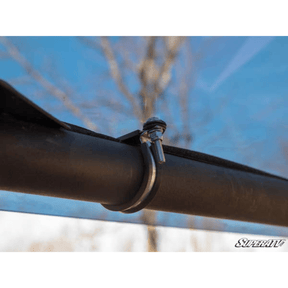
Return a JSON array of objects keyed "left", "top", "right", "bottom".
[
  {"left": 138, "top": 36, "right": 159, "bottom": 120},
  {"left": 136, "top": 37, "right": 185, "bottom": 122},
  {"left": 6, "top": 75, "right": 33, "bottom": 86},
  {"left": 141, "top": 210, "right": 158, "bottom": 252},
  {"left": 98, "top": 98, "right": 132, "bottom": 117},
  {"left": 115, "top": 38, "right": 139, "bottom": 74},
  {"left": 177, "top": 40, "right": 194, "bottom": 148},
  {"left": 100, "top": 37, "right": 142, "bottom": 119},
  {"left": 77, "top": 36, "right": 102, "bottom": 51},
  {"left": 0, "top": 51, "right": 10, "bottom": 59},
  {"left": 0, "top": 37, "right": 98, "bottom": 131},
  {"left": 154, "top": 37, "right": 186, "bottom": 97}
]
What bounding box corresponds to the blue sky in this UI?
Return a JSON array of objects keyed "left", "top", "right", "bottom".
[
  {"left": 1, "top": 36, "right": 287, "bottom": 176},
  {"left": 191, "top": 37, "right": 288, "bottom": 172},
  {"left": 0, "top": 37, "right": 288, "bottom": 235}
]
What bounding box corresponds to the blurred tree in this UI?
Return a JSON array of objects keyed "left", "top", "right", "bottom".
[
  {"left": 0, "top": 36, "right": 221, "bottom": 251},
  {"left": 101, "top": 36, "right": 186, "bottom": 252},
  {"left": 1, "top": 36, "right": 288, "bottom": 251},
  {"left": 80, "top": 36, "right": 204, "bottom": 251}
]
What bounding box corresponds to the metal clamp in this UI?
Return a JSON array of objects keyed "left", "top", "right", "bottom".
[{"left": 102, "top": 117, "right": 166, "bottom": 213}]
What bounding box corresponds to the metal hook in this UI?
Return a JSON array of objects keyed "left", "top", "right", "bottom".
[
  {"left": 102, "top": 141, "right": 157, "bottom": 213},
  {"left": 102, "top": 117, "right": 166, "bottom": 213}
]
